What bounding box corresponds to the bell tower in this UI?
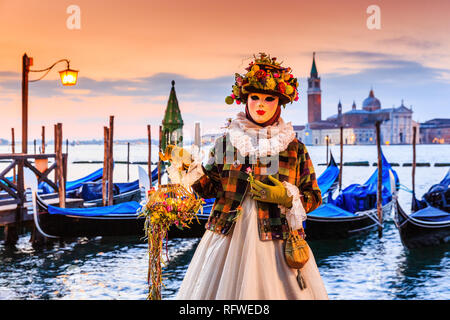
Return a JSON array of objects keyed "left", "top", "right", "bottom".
[
  {"left": 162, "top": 80, "right": 184, "bottom": 151},
  {"left": 307, "top": 52, "right": 322, "bottom": 123}
]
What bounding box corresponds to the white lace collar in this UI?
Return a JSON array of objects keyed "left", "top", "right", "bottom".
[{"left": 226, "top": 112, "right": 296, "bottom": 157}]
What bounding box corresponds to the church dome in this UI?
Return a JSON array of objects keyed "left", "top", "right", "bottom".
[{"left": 362, "top": 89, "right": 381, "bottom": 111}]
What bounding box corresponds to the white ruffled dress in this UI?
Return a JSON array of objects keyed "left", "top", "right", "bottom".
[{"left": 170, "top": 113, "right": 329, "bottom": 300}]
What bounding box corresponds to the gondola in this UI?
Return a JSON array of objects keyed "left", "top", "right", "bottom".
[
  {"left": 394, "top": 169, "right": 450, "bottom": 248},
  {"left": 305, "top": 199, "right": 395, "bottom": 239},
  {"left": 26, "top": 163, "right": 211, "bottom": 239},
  {"left": 33, "top": 193, "right": 213, "bottom": 238},
  {"left": 305, "top": 149, "right": 398, "bottom": 239}
]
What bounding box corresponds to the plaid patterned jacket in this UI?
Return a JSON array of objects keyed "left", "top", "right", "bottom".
[{"left": 192, "top": 133, "right": 322, "bottom": 241}]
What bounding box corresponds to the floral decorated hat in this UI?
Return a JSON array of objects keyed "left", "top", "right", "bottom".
[{"left": 225, "top": 52, "right": 299, "bottom": 107}]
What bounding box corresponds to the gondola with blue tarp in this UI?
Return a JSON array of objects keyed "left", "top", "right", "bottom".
[
  {"left": 305, "top": 149, "right": 398, "bottom": 239},
  {"left": 34, "top": 174, "right": 211, "bottom": 238},
  {"left": 35, "top": 194, "right": 212, "bottom": 238},
  {"left": 394, "top": 169, "right": 450, "bottom": 248}
]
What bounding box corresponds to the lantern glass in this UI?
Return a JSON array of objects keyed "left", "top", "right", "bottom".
[{"left": 59, "top": 68, "right": 78, "bottom": 86}]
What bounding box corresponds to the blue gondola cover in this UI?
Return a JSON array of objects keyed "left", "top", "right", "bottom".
[
  {"left": 411, "top": 206, "right": 450, "bottom": 222},
  {"left": 115, "top": 180, "right": 140, "bottom": 194},
  {"left": 48, "top": 201, "right": 142, "bottom": 217},
  {"left": 80, "top": 181, "right": 120, "bottom": 201},
  {"left": 328, "top": 150, "right": 397, "bottom": 213},
  {"left": 38, "top": 168, "right": 104, "bottom": 194},
  {"left": 317, "top": 160, "right": 339, "bottom": 195},
  {"left": 308, "top": 203, "right": 356, "bottom": 218}
]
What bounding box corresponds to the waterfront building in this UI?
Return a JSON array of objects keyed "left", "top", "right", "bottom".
[
  {"left": 419, "top": 118, "right": 450, "bottom": 144},
  {"left": 298, "top": 53, "right": 420, "bottom": 146}
]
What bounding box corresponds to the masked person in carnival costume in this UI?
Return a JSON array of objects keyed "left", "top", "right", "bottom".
[{"left": 167, "top": 53, "right": 328, "bottom": 300}]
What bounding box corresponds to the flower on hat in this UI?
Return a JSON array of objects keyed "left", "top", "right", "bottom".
[
  {"left": 232, "top": 85, "right": 240, "bottom": 97},
  {"left": 277, "top": 82, "right": 286, "bottom": 94},
  {"left": 285, "top": 85, "right": 294, "bottom": 95},
  {"left": 225, "top": 96, "right": 234, "bottom": 105},
  {"left": 266, "top": 77, "right": 276, "bottom": 90},
  {"left": 255, "top": 69, "right": 266, "bottom": 80}
]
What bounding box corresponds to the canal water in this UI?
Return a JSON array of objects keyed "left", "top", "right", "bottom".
[{"left": 0, "top": 143, "right": 448, "bottom": 300}]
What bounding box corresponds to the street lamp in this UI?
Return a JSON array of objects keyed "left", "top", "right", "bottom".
[
  {"left": 22, "top": 53, "right": 78, "bottom": 153},
  {"left": 59, "top": 68, "right": 79, "bottom": 86}
]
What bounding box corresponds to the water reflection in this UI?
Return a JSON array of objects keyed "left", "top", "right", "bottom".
[
  {"left": 0, "top": 222, "right": 449, "bottom": 300},
  {"left": 389, "top": 244, "right": 449, "bottom": 299}
]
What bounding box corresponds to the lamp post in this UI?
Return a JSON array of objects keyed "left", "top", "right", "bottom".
[{"left": 22, "top": 53, "right": 78, "bottom": 154}]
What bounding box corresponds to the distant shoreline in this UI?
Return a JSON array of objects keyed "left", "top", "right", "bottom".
[{"left": 0, "top": 140, "right": 449, "bottom": 146}]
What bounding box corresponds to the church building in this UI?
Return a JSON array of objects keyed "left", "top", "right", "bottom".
[{"left": 298, "top": 53, "right": 420, "bottom": 146}]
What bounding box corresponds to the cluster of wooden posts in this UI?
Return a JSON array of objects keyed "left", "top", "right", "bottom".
[
  {"left": 1, "top": 116, "right": 167, "bottom": 246},
  {"left": 101, "top": 117, "right": 162, "bottom": 207}
]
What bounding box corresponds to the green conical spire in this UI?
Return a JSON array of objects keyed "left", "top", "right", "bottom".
[
  {"left": 162, "top": 80, "right": 184, "bottom": 151},
  {"left": 163, "top": 80, "right": 183, "bottom": 128},
  {"left": 310, "top": 52, "right": 318, "bottom": 78}
]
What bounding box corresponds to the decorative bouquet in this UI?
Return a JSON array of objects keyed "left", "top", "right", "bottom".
[{"left": 139, "top": 184, "right": 205, "bottom": 300}]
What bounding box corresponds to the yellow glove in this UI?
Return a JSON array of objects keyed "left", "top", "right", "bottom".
[
  {"left": 250, "top": 175, "right": 293, "bottom": 208},
  {"left": 159, "top": 145, "right": 192, "bottom": 170}
]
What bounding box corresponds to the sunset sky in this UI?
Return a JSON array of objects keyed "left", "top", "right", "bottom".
[{"left": 0, "top": 0, "right": 449, "bottom": 141}]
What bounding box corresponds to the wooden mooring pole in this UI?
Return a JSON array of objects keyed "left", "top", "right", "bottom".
[
  {"left": 412, "top": 127, "right": 417, "bottom": 209},
  {"left": 326, "top": 135, "right": 329, "bottom": 165},
  {"left": 158, "top": 125, "right": 162, "bottom": 186},
  {"left": 108, "top": 116, "right": 114, "bottom": 206},
  {"left": 102, "top": 126, "right": 110, "bottom": 207},
  {"left": 339, "top": 127, "right": 343, "bottom": 191},
  {"left": 41, "top": 126, "right": 45, "bottom": 153},
  {"left": 11, "top": 128, "right": 16, "bottom": 184},
  {"left": 55, "top": 123, "right": 65, "bottom": 208},
  {"left": 147, "top": 125, "right": 152, "bottom": 185},
  {"left": 375, "top": 121, "right": 383, "bottom": 238},
  {"left": 22, "top": 54, "right": 30, "bottom": 154},
  {"left": 127, "top": 142, "right": 130, "bottom": 182}
]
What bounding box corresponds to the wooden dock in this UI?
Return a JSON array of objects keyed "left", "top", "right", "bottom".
[{"left": 0, "top": 153, "right": 82, "bottom": 246}]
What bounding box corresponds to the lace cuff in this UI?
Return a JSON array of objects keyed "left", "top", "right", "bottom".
[{"left": 278, "top": 181, "right": 306, "bottom": 230}]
